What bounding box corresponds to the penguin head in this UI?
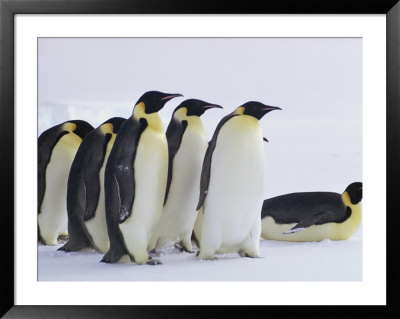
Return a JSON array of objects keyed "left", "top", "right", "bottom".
[
  {"left": 101, "top": 117, "right": 126, "bottom": 134},
  {"left": 345, "top": 182, "right": 363, "bottom": 205},
  {"left": 66, "top": 120, "right": 94, "bottom": 139},
  {"left": 174, "top": 99, "right": 223, "bottom": 118},
  {"left": 235, "top": 101, "right": 282, "bottom": 120},
  {"left": 135, "top": 91, "right": 183, "bottom": 114}
]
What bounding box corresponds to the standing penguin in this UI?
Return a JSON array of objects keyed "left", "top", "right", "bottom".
[
  {"left": 38, "top": 120, "right": 94, "bottom": 245},
  {"left": 59, "top": 117, "right": 125, "bottom": 253},
  {"left": 192, "top": 132, "right": 271, "bottom": 247},
  {"left": 196, "top": 102, "right": 281, "bottom": 259},
  {"left": 261, "top": 182, "right": 363, "bottom": 241},
  {"left": 148, "top": 99, "right": 222, "bottom": 253},
  {"left": 101, "top": 91, "right": 182, "bottom": 265}
]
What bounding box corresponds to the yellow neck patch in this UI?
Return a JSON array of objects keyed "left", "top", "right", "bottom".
[
  {"left": 334, "top": 191, "right": 362, "bottom": 240},
  {"left": 233, "top": 106, "right": 259, "bottom": 123},
  {"left": 230, "top": 106, "right": 259, "bottom": 128},
  {"left": 174, "top": 107, "right": 204, "bottom": 133},
  {"left": 62, "top": 122, "right": 77, "bottom": 133},
  {"left": 133, "top": 102, "right": 164, "bottom": 132},
  {"left": 99, "top": 123, "right": 114, "bottom": 135},
  {"left": 234, "top": 106, "right": 245, "bottom": 115}
]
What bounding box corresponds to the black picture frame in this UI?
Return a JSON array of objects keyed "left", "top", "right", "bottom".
[{"left": 1, "top": 0, "right": 399, "bottom": 317}]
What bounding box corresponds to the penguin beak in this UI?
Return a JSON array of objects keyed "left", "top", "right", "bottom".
[
  {"left": 202, "top": 104, "right": 223, "bottom": 111},
  {"left": 161, "top": 93, "right": 183, "bottom": 101},
  {"left": 262, "top": 106, "right": 282, "bottom": 112}
]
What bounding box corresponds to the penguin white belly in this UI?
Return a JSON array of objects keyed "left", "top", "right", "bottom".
[
  {"left": 119, "top": 128, "right": 168, "bottom": 263},
  {"left": 201, "top": 116, "right": 265, "bottom": 255},
  {"left": 38, "top": 134, "right": 81, "bottom": 245},
  {"left": 85, "top": 138, "right": 115, "bottom": 253},
  {"left": 152, "top": 129, "right": 207, "bottom": 248}
]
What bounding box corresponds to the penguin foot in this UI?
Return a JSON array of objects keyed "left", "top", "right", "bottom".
[
  {"left": 146, "top": 257, "right": 163, "bottom": 266},
  {"left": 101, "top": 250, "right": 123, "bottom": 264},
  {"left": 58, "top": 238, "right": 91, "bottom": 252},
  {"left": 149, "top": 249, "right": 162, "bottom": 257},
  {"left": 197, "top": 252, "right": 216, "bottom": 260},
  {"left": 175, "top": 242, "right": 194, "bottom": 253},
  {"left": 239, "top": 250, "right": 261, "bottom": 258}
]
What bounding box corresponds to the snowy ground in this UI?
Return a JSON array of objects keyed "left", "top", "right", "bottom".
[{"left": 38, "top": 227, "right": 361, "bottom": 281}]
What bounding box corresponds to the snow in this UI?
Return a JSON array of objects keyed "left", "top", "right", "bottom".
[
  {"left": 37, "top": 37, "right": 362, "bottom": 282},
  {"left": 38, "top": 231, "right": 361, "bottom": 281}
]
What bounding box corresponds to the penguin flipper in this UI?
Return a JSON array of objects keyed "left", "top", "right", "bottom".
[
  {"left": 197, "top": 113, "right": 239, "bottom": 210},
  {"left": 283, "top": 211, "right": 336, "bottom": 234},
  {"left": 111, "top": 117, "right": 148, "bottom": 224},
  {"left": 82, "top": 134, "right": 112, "bottom": 222},
  {"left": 164, "top": 119, "right": 188, "bottom": 205},
  {"left": 81, "top": 173, "right": 101, "bottom": 222}
]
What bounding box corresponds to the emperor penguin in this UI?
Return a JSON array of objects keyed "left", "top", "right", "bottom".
[
  {"left": 192, "top": 134, "right": 271, "bottom": 247},
  {"left": 196, "top": 102, "right": 281, "bottom": 260},
  {"left": 101, "top": 91, "right": 182, "bottom": 265},
  {"left": 59, "top": 117, "right": 125, "bottom": 253},
  {"left": 261, "top": 182, "right": 363, "bottom": 241},
  {"left": 38, "top": 120, "right": 94, "bottom": 245},
  {"left": 148, "top": 99, "right": 222, "bottom": 253}
]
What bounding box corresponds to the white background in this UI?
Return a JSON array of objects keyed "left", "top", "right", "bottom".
[{"left": 16, "top": 15, "right": 386, "bottom": 305}]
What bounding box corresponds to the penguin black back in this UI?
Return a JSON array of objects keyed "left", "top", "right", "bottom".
[
  {"left": 164, "top": 99, "right": 222, "bottom": 205},
  {"left": 59, "top": 117, "right": 125, "bottom": 252},
  {"left": 196, "top": 112, "right": 239, "bottom": 211},
  {"left": 261, "top": 192, "right": 348, "bottom": 225},
  {"left": 164, "top": 117, "right": 188, "bottom": 205},
  {"left": 68, "top": 117, "right": 125, "bottom": 222},
  {"left": 38, "top": 120, "right": 93, "bottom": 214}
]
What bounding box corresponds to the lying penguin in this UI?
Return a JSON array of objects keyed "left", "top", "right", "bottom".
[{"left": 261, "top": 182, "right": 362, "bottom": 241}]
